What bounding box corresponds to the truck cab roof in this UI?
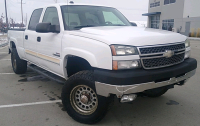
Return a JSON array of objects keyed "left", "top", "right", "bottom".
[{"left": 36, "top": 2, "right": 112, "bottom": 10}]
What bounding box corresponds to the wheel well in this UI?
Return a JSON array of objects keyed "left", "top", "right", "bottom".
[
  {"left": 67, "top": 56, "right": 92, "bottom": 77},
  {"left": 10, "top": 41, "right": 16, "bottom": 48}
]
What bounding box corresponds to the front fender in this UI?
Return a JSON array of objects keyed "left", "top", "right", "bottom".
[
  {"left": 62, "top": 47, "right": 98, "bottom": 78},
  {"left": 63, "top": 47, "right": 98, "bottom": 67}
]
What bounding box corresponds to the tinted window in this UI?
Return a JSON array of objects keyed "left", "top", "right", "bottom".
[
  {"left": 162, "top": 19, "right": 174, "bottom": 31},
  {"left": 28, "top": 8, "right": 43, "bottom": 30},
  {"left": 170, "top": 0, "right": 176, "bottom": 3},
  {"left": 43, "top": 7, "right": 60, "bottom": 25},
  {"left": 61, "top": 5, "right": 131, "bottom": 30},
  {"left": 150, "top": 2, "right": 160, "bottom": 8},
  {"left": 150, "top": 15, "right": 160, "bottom": 29},
  {"left": 164, "top": 0, "right": 176, "bottom": 5}
]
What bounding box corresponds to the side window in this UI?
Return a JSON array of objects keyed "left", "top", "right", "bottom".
[
  {"left": 28, "top": 8, "right": 43, "bottom": 30},
  {"left": 43, "top": 7, "right": 60, "bottom": 25},
  {"left": 102, "top": 11, "right": 124, "bottom": 25}
]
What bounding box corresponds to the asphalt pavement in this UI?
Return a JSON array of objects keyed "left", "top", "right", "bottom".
[{"left": 0, "top": 40, "right": 199, "bottom": 126}]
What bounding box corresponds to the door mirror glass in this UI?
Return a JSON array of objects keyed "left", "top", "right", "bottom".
[{"left": 36, "top": 23, "right": 60, "bottom": 33}]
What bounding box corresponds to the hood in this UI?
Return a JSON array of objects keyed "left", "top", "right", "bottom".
[{"left": 68, "top": 26, "right": 187, "bottom": 46}]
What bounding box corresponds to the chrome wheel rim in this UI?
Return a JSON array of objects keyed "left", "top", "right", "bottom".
[{"left": 70, "top": 85, "right": 98, "bottom": 115}]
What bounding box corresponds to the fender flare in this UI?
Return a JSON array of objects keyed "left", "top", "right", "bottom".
[
  {"left": 9, "top": 37, "right": 17, "bottom": 51},
  {"left": 62, "top": 47, "right": 98, "bottom": 78}
]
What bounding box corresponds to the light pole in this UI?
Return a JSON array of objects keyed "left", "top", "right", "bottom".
[
  {"left": 4, "top": 0, "right": 9, "bottom": 31},
  {"left": 21, "top": 0, "right": 23, "bottom": 27}
]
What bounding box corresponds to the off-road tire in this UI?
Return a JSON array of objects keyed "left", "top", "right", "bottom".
[
  {"left": 143, "top": 87, "right": 168, "bottom": 97},
  {"left": 11, "top": 48, "right": 27, "bottom": 74},
  {"left": 61, "top": 71, "right": 113, "bottom": 124}
]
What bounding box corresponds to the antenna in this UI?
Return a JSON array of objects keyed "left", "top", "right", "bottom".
[{"left": 69, "top": 1, "right": 74, "bottom": 4}]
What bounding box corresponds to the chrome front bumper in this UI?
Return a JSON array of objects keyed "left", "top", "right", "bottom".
[{"left": 95, "top": 70, "right": 196, "bottom": 97}]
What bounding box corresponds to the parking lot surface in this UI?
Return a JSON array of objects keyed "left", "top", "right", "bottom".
[{"left": 0, "top": 40, "right": 199, "bottom": 126}]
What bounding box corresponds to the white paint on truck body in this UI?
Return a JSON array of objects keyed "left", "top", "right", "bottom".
[{"left": 7, "top": 3, "right": 187, "bottom": 79}]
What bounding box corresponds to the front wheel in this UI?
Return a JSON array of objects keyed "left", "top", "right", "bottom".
[{"left": 61, "top": 71, "right": 112, "bottom": 124}]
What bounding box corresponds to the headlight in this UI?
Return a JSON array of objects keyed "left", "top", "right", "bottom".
[
  {"left": 185, "top": 39, "right": 191, "bottom": 59},
  {"left": 113, "top": 60, "right": 141, "bottom": 70},
  {"left": 185, "top": 39, "right": 190, "bottom": 48},
  {"left": 110, "top": 45, "right": 138, "bottom": 56}
]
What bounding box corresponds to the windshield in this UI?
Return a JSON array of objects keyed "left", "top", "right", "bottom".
[{"left": 61, "top": 5, "right": 131, "bottom": 30}]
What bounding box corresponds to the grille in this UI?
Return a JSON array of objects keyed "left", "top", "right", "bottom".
[
  {"left": 139, "top": 43, "right": 185, "bottom": 54},
  {"left": 142, "top": 53, "right": 185, "bottom": 69}
]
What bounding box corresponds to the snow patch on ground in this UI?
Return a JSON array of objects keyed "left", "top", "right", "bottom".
[{"left": 0, "top": 35, "right": 8, "bottom": 46}]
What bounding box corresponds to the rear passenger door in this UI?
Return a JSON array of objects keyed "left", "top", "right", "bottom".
[
  {"left": 24, "top": 8, "right": 43, "bottom": 64},
  {"left": 36, "top": 7, "right": 63, "bottom": 76}
]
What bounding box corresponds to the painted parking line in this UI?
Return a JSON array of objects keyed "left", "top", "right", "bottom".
[
  {"left": 0, "top": 100, "right": 62, "bottom": 109},
  {"left": 0, "top": 59, "right": 11, "bottom": 61},
  {"left": 0, "top": 73, "right": 15, "bottom": 75},
  {"left": 0, "top": 46, "right": 8, "bottom": 50}
]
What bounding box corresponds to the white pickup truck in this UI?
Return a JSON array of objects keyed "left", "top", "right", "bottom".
[{"left": 8, "top": 3, "right": 197, "bottom": 124}]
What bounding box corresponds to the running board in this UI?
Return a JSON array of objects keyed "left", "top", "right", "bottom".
[{"left": 27, "top": 64, "right": 66, "bottom": 84}]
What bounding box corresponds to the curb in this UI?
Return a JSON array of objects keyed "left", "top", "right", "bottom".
[{"left": 188, "top": 37, "right": 200, "bottom": 41}]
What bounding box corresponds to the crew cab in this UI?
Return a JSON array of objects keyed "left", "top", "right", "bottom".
[{"left": 8, "top": 2, "right": 197, "bottom": 124}]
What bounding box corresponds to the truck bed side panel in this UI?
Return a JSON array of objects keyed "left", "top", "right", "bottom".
[{"left": 8, "top": 30, "right": 26, "bottom": 59}]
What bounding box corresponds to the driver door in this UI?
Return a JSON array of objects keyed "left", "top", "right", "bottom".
[{"left": 36, "top": 7, "right": 63, "bottom": 76}]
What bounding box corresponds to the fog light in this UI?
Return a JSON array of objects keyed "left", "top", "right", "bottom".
[
  {"left": 120, "top": 94, "right": 137, "bottom": 103},
  {"left": 185, "top": 50, "right": 191, "bottom": 59}
]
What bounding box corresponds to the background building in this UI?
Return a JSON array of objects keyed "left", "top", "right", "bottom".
[{"left": 143, "top": 0, "right": 200, "bottom": 37}]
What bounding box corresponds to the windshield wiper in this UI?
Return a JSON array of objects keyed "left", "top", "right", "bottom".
[
  {"left": 112, "top": 24, "right": 127, "bottom": 26},
  {"left": 74, "top": 25, "right": 98, "bottom": 29}
]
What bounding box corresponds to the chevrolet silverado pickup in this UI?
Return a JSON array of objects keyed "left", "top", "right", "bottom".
[{"left": 8, "top": 3, "right": 197, "bottom": 124}]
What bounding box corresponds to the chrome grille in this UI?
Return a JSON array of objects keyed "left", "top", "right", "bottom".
[
  {"left": 140, "top": 43, "right": 185, "bottom": 54},
  {"left": 142, "top": 53, "right": 185, "bottom": 69},
  {"left": 139, "top": 43, "right": 185, "bottom": 69}
]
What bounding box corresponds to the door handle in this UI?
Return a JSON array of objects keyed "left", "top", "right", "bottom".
[
  {"left": 37, "top": 37, "right": 41, "bottom": 42},
  {"left": 25, "top": 35, "right": 28, "bottom": 40}
]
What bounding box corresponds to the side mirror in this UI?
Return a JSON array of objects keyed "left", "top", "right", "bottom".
[
  {"left": 130, "top": 22, "right": 137, "bottom": 26},
  {"left": 36, "top": 23, "right": 60, "bottom": 33}
]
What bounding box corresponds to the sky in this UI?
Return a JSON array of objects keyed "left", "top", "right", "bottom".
[{"left": 0, "top": 0, "right": 149, "bottom": 24}]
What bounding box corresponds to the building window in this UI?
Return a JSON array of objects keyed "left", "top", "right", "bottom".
[
  {"left": 164, "top": 0, "right": 176, "bottom": 5},
  {"left": 150, "top": 15, "right": 160, "bottom": 29},
  {"left": 162, "top": 19, "right": 174, "bottom": 31},
  {"left": 150, "top": 1, "right": 160, "bottom": 8}
]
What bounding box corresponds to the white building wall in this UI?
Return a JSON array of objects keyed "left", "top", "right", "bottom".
[
  {"left": 146, "top": 0, "right": 200, "bottom": 37},
  {"left": 183, "top": 0, "right": 200, "bottom": 18}
]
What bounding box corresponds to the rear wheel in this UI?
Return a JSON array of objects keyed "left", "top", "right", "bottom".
[
  {"left": 61, "top": 71, "right": 113, "bottom": 124},
  {"left": 11, "top": 48, "right": 27, "bottom": 74},
  {"left": 143, "top": 87, "right": 168, "bottom": 97}
]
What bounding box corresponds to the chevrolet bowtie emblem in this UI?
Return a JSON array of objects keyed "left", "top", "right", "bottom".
[{"left": 163, "top": 50, "right": 174, "bottom": 58}]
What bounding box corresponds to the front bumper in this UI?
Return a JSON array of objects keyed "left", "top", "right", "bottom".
[{"left": 94, "top": 58, "right": 197, "bottom": 97}]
